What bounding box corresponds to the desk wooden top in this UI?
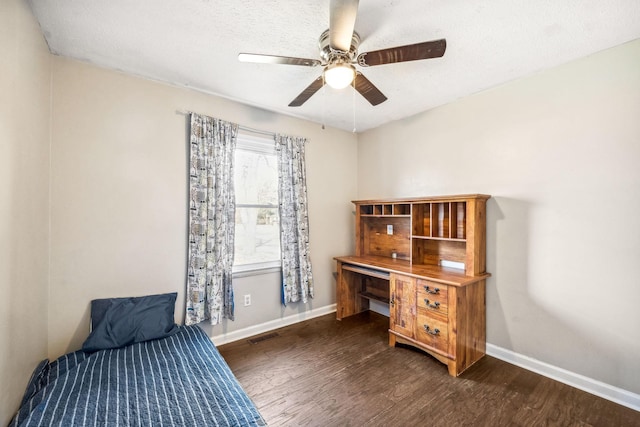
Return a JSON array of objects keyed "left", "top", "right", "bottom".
[{"left": 334, "top": 255, "right": 490, "bottom": 287}]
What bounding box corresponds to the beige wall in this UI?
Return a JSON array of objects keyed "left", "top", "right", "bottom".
[
  {"left": 48, "top": 57, "right": 358, "bottom": 359},
  {"left": 358, "top": 40, "right": 640, "bottom": 394},
  {"left": 0, "top": 0, "right": 51, "bottom": 423}
]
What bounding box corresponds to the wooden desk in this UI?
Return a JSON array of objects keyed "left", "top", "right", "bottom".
[
  {"left": 335, "top": 255, "right": 489, "bottom": 376},
  {"left": 335, "top": 194, "right": 491, "bottom": 376}
]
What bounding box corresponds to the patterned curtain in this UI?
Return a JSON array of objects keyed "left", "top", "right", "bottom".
[
  {"left": 275, "top": 134, "right": 314, "bottom": 305},
  {"left": 186, "top": 114, "right": 238, "bottom": 325}
]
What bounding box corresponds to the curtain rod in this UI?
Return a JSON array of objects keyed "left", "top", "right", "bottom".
[{"left": 176, "top": 109, "right": 277, "bottom": 138}]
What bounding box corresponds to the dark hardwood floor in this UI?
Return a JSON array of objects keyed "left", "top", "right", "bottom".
[{"left": 218, "top": 312, "right": 639, "bottom": 427}]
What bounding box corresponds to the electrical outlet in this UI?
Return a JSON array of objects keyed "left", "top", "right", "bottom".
[
  {"left": 244, "top": 294, "right": 251, "bottom": 306},
  {"left": 387, "top": 224, "right": 393, "bottom": 235}
]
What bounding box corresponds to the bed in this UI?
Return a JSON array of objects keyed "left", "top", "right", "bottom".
[{"left": 9, "top": 293, "right": 266, "bottom": 427}]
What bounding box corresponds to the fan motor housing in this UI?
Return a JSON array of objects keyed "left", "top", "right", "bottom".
[{"left": 319, "top": 29, "right": 360, "bottom": 63}]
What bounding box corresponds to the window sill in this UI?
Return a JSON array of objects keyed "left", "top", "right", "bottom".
[{"left": 232, "top": 264, "right": 281, "bottom": 278}]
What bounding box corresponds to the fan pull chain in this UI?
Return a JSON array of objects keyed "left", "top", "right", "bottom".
[
  {"left": 321, "top": 74, "right": 326, "bottom": 130},
  {"left": 352, "top": 75, "right": 357, "bottom": 133}
]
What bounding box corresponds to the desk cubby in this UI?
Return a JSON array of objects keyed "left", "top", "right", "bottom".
[{"left": 359, "top": 203, "right": 411, "bottom": 217}]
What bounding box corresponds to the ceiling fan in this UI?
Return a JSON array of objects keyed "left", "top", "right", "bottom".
[{"left": 238, "top": 0, "right": 446, "bottom": 107}]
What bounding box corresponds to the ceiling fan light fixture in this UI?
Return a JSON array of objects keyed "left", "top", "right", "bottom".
[{"left": 324, "top": 63, "right": 355, "bottom": 89}]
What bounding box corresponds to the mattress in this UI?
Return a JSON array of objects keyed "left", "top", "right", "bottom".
[{"left": 10, "top": 325, "right": 266, "bottom": 426}]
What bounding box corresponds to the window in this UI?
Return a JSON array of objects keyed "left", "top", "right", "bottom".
[{"left": 233, "top": 133, "right": 280, "bottom": 273}]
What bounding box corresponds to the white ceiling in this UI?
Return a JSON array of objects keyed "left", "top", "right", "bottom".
[{"left": 28, "top": 0, "right": 640, "bottom": 132}]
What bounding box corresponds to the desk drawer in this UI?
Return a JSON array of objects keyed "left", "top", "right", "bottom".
[
  {"left": 416, "top": 311, "right": 449, "bottom": 353},
  {"left": 417, "top": 280, "right": 448, "bottom": 316}
]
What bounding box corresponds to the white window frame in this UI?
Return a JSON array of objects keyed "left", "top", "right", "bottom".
[{"left": 232, "top": 132, "right": 281, "bottom": 276}]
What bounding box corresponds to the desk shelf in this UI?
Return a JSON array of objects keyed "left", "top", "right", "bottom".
[
  {"left": 354, "top": 194, "right": 488, "bottom": 274},
  {"left": 359, "top": 291, "right": 390, "bottom": 305}
]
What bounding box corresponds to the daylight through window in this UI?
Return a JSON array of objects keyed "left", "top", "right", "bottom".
[{"left": 233, "top": 133, "right": 280, "bottom": 272}]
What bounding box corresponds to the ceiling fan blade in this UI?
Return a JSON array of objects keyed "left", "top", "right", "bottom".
[
  {"left": 330, "top": 0, "right": 359, "bottom": 52},
  {"left": 353, "top": 72, "right": 387, "bottom": 106},
  {"left": 238, "top": 53, "right": 321, "bottom": 67},
  {"left": 357, "top": 39, "right": 447, "bottom": 67},
  {"left": 288, "top": 76, "right": 325, "bottom": 107}
]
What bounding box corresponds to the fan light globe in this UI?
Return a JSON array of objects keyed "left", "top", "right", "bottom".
[{"left": 324, "top": 63, "right": 355, "bottom": 89}]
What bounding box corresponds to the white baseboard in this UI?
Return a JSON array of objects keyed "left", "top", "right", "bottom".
[
  {"left": 210, "top": 304, "right": 337, "bottom": 346},
  {"left": 486, "top": 343, "right": 640, "bottom": 412}
]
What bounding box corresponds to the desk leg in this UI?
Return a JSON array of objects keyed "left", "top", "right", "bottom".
[
  {"left": 336, "top": 261, "right": 344, "bottom": 320},
  {"left": 336, "top": 261, "right": 368, "bottom": 320},
  {"left": 388, "top": 332, "right": 396, "bottom": 347},
  {"left": 336, "top": 261, "right": 348, "bottom": 320}
]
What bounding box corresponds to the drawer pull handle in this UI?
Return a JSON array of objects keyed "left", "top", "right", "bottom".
[
  {"left": 423, "top": 286, "right": 440, "bottom": 295},
  {"left": 423, "top": 325, "right": 440, "bottom": 336},
  {"left": 424, "top": 299, "right": 440, "bottom": 309}
]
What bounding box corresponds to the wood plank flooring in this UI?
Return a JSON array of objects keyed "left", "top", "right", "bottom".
[{"left": 218, "top": 312, "right": 639, "bottom": 427}]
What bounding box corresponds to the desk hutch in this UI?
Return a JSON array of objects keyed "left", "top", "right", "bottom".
[{"left": 335, "top": 194, "right": 490, "bottom": 376}]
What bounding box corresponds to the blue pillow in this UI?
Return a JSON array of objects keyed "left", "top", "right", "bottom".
[{"left": 82, "top": 292, "right": 179, "bottom": 352}]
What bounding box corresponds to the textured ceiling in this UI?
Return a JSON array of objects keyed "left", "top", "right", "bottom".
[{"left": 28, "top": 0, "right": 640, "bottom": 132}]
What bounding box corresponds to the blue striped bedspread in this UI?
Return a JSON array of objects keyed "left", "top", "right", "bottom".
[{"left": 10, "top": 325, "right": 266, "bottom": 426}]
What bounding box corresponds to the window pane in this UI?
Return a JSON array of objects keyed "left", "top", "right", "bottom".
[
  {"left": 234, "top": 139, "right": 280, "bottom": 269},
  {"left": 234, "top": 148, "right": 278, "bottom": 205},
  {"left": 235, "top": 207, "right": 280, "bottom": 266}
]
